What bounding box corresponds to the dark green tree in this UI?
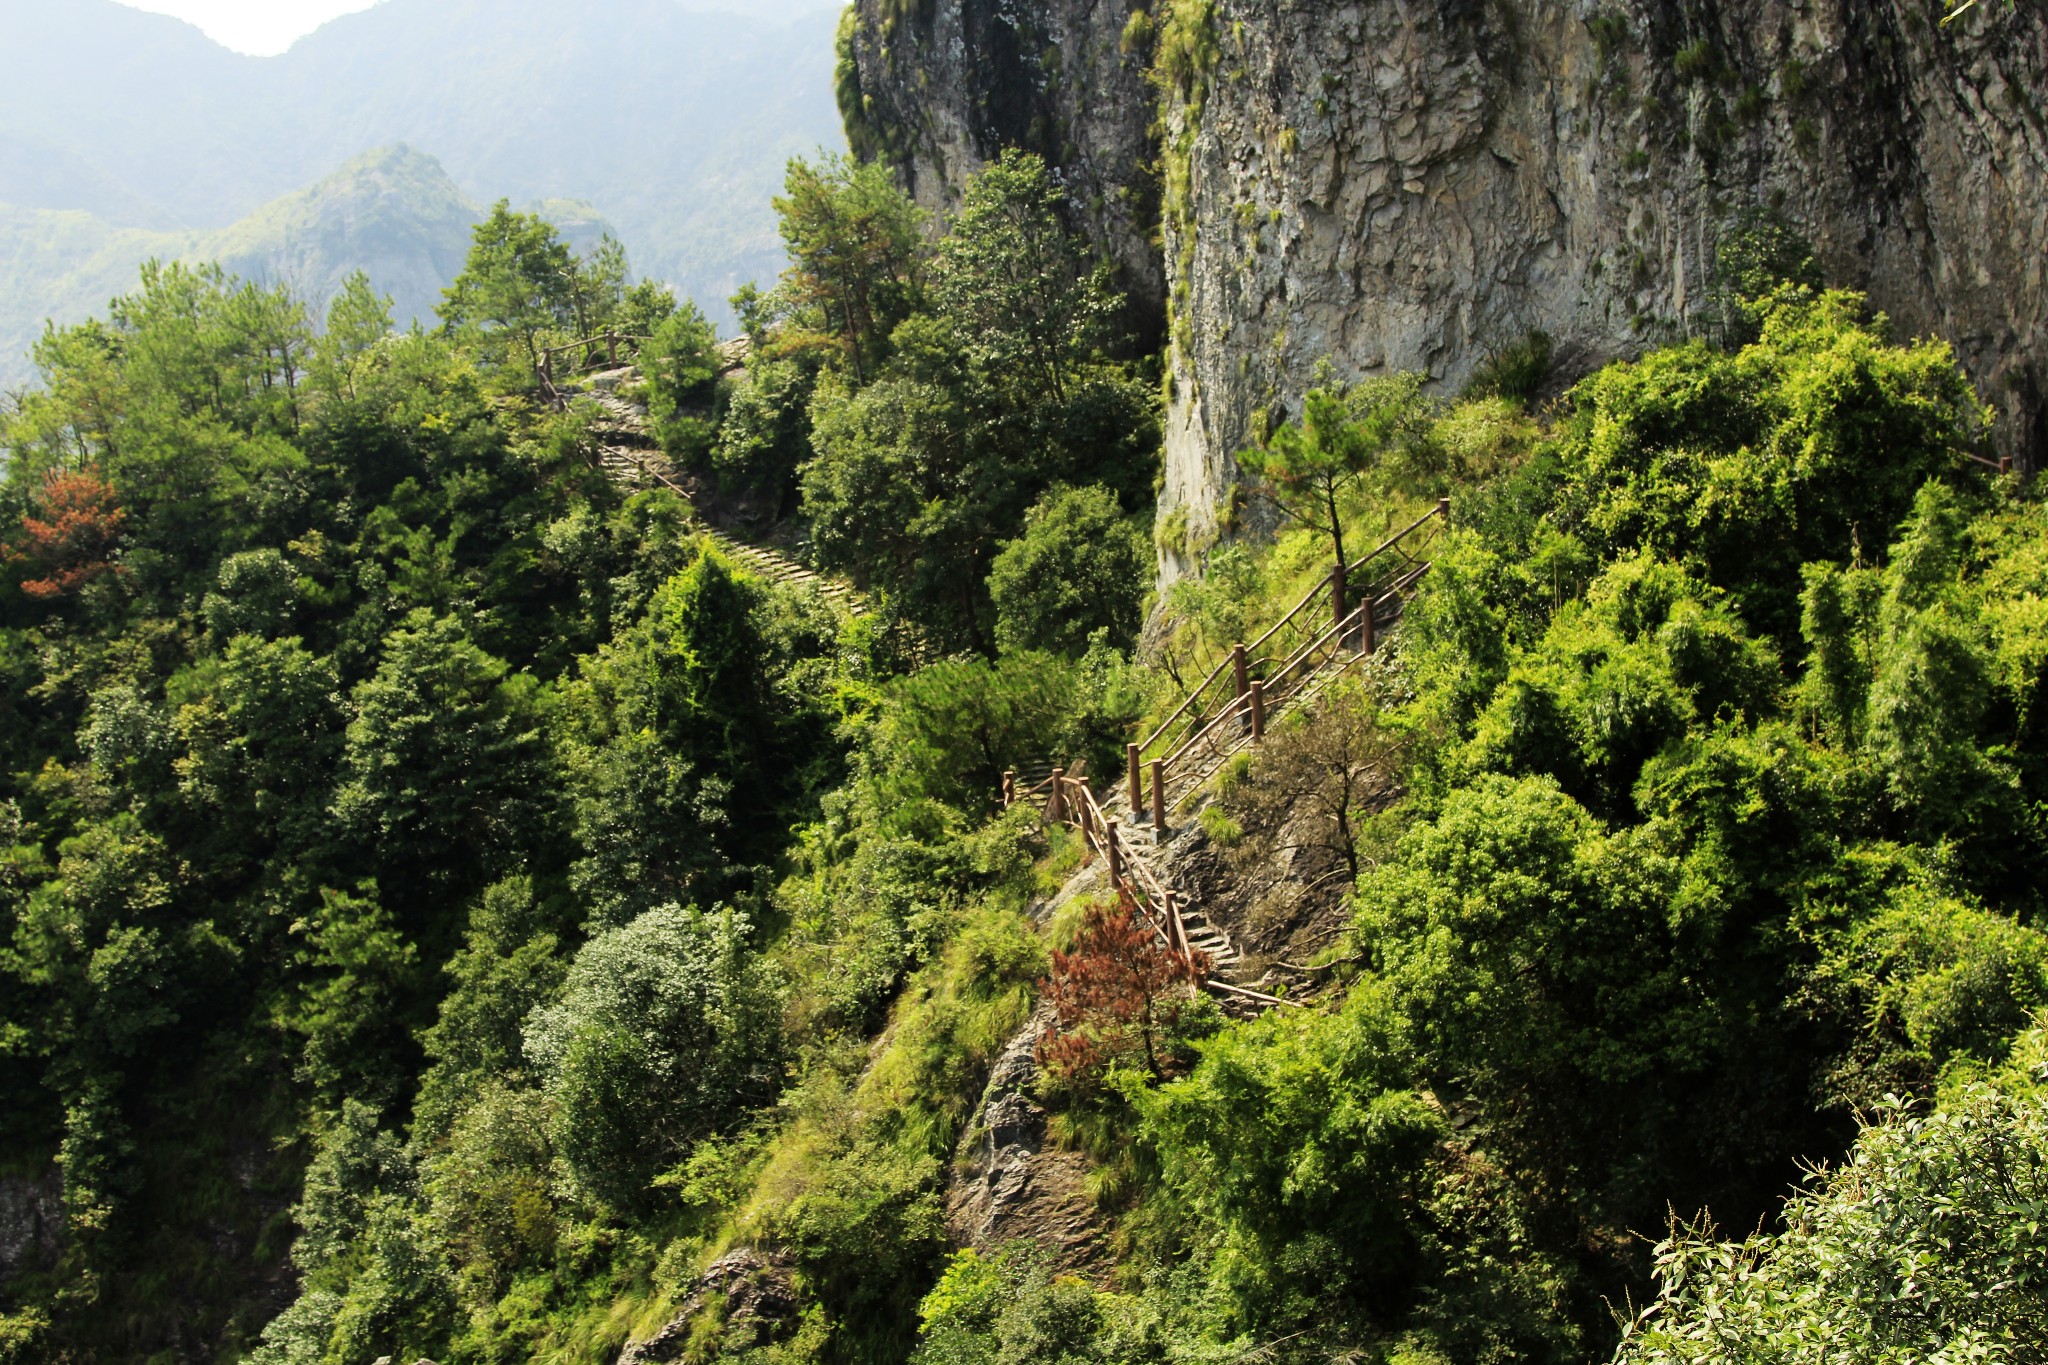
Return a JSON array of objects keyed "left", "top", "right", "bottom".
[
  {"left": 987, "top": 485, "right": 1151, "bottom": 656},
  {"left": 929, "top": 148, "right": 1115, "bottom": 404},
  {"left": 330, "top": 611, "right": 551, "bottom": 917}
]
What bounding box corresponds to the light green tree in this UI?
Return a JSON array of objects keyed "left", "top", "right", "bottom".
[
  {"left": 522, "top": 903, "right": 781, "bottom": 1208},
  {"left": 309, "top": 271, "right": 394, "bottom": 403},
  {"left": 1615, "top": 1081, "right": 2048, "bottom": 1363},
  {"left": 774, "top": 153, "right": 925, "bottom": 384},
  {"left": 437, "top": 202, "right": 578, "bottom": 371},
  {"left": 1234, "top": 374, "right": 1430, "bottom": 594}
]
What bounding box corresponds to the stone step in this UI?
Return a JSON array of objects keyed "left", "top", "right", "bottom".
[{"left": 588, "top": 378, "right": 871, "bottom": 617}]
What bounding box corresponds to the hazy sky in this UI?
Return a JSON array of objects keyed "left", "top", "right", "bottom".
[{"left": 113, "top": 0, "right": 383, "bottom": 55}]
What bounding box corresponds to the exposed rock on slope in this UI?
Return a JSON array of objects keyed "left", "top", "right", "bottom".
[
  {"left": 838, "top": 0, "right": 1164, "bottom": 343},
  {"left": 944, "top": 1008, "right": 1106, "bottom": 1272},
  {"left": 844, "top": 0, "right": 2048, "bottom": 577}
]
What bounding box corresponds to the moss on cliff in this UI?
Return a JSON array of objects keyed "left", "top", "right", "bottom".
[{"left": 838, "top": 6, "right": 916, "bottom": 167}]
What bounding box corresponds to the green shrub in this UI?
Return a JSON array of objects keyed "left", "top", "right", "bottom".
[
  {"left": 1616, "top": 1080, "right": 2048, "bottom": 1362},
  {"left": 1199, "top": 804, "right": 1243, "bottom": 847},
  {"left": 989, "top": 485, "right": 1152, "bottom": 658},
  {"left": 644, "top": 303, "right": 723, "bottom": 465},
  {"left": 1135, "top": 981, "right": 1439, "bottom": 1331},
  {"left": 1461, "top": 330, "right": 1553, "bottom": 405},
  {"left": 1540, "top": 290, "right": 1989, "bottom": 643},
  {"left": 524, "top": 904, "right": 783, "bottom": 1209}
]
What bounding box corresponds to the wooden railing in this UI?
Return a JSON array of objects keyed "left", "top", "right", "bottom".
[
  {"left": 1129, "top": 497, "right": 1450, "bottom": 819},
  {"left": 999, "top": 499, "right": 1453, "bottom": 1014},
  {"left": 536, "top": 330, "right": 651, "bottom": 409},
  {"left": 1004, "top": 769, "right": 1299, "bottom": 1010}
]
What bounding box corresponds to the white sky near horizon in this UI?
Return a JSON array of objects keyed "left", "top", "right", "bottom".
[{"left": 112, "top": 0, "right": 384, "bottom": 55}]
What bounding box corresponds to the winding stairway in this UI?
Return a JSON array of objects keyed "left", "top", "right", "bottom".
[
  {"left": 571, "top": 372, "right": 869, "bottom": 616},
  {"left": 1014, "top": 501, "right": 1453, "bottom": 1010}
]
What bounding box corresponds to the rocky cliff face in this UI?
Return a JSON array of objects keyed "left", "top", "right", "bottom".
[
  {"left": 844, "top": 0, "right": 2048, "bottom": 578},
  {"left": 839, "top": 0, "right": 1164, "bottom": 342}
]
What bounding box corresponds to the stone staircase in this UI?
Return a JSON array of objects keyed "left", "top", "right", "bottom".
[
  {"left": 571, "top": 374, "right": 869, "bottom": 616},
  {"left": 1018, "top": 507, "right": 1454, "bottom": 1012},
  {"left": 1109, "top": 814, "right": 1244, "bottom": 979}
]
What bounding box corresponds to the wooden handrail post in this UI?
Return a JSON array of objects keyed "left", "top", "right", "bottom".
[
  {"left": 1438, "top": 495, "right": 1452, "bottom": 521},
  {"left": 1049, "top": 768, "right": 1066, "bottom": 824},
  {"left": 1106, "top": 820, "right": 1123, "bottom": 883},
  {"left": 1232, "top": 642, "right": 1250, "bottom": 701},
  {"left": 1149, "top": 759, "right": 1167, "bottom": 834},
  {"left": 1002, "top": 770, "right": 1016, "bottom": 808},
  {"left": 607, "top": 332, "right": 620, "bottom": 367},
  {"left": 1080, "top": 781, "right": 1096, "bottom": 843},
  {"left": 1163, "top": 889, "right": 1181, "bottom": 958},
  {"left": 2001, "top": 456, "right": 2014, "bottom": 475},
  {"left": 1249, "top": 679, "right": 1266, "bottom": 741},
  {"left": 1330, "top": 561, "right": 1349, "bottom": 635},
  {"left": 1127, "top": 743, "right": 1143, "bottom": 815},
  {"left": 1361, "top": 602, "right": 1377, "bottom": 656}
]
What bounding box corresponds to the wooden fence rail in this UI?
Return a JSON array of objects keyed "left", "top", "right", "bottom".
[
  {"left": 1133, "top": 497, "right": 1450, "bottom": 819},
  {"left": 1138, "top": 499, "right": 1450, "bottom": 769},
  {"left": 535, "top": 331, "right": 653, "bottom": 409},
  {"left": 999, "top": 498, "right": 1455, "bottom": 1014},
  {"left": 1006, "top": 768, "right": 1297, "bottom": 1009}
]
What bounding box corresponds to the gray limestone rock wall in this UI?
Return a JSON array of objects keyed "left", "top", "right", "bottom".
[
  {"left": 1156, "top": 0, "right": 2047, "bottom": 579},
  {"left": 840, "top": 0, "right": 1166, "bottom": 346},
  {"left": 845, "top": 1, "right": 2048, "bottom": 581}
]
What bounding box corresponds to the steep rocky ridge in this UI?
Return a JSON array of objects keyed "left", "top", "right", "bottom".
[{"left": 844, "top": 0, "right": 2048, "bottom": 579}]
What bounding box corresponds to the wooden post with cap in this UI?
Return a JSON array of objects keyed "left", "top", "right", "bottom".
[
  {"left": 1106, "top": 820, "right": 1123, "bottom": 884},
  {"left": 1127, "top": 743, "right": 1143, "bottom": 815},
  {"left": 1002, "top": 770, "right": 1016, "bottom": 808},
  {"left": 1150, "top": 759, "right": 1167, "bottom": 834},
  {"left": 1048, "top": 768, "right": 1066, "bottom": 824},
  {"left": 1249, "top": 679, "right": 1266, "bottom": 741}
]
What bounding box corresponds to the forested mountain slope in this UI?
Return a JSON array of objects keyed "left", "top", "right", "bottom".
[
  {"left": 3, "top": 6, "right": 2048, "bottom": 1365},
  {"left": 0, "top": 147, "right": 603, "bottom": 390}
]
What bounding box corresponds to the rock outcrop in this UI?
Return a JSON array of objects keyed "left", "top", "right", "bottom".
[
  {"left": 614, "top": 1249, "right": 801, "bottom": 1365},
  {"left": 946, "top": 1009, "right": 1106, "bottom": 1270},
  {"left": 0, "top": 1170, "right": 60, "bottom": 1282},
  {"left": 844, "top": 0, "right": 2048, "bottom": 579}
]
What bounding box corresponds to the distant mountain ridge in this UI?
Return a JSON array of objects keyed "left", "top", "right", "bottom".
[
  {"left": 0, "top": 0, "right": 846, "bottom": 382},
  {"left": 0, "top": 147, "right": 618, "bottom": 388}
]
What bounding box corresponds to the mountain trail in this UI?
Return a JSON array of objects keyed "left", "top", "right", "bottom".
[{"left": 571, "top": 369, "right": 869, "bottom": 616}]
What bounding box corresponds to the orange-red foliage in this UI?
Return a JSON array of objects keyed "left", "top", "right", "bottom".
[
  {"left": 1040, "top": 888, "right": 1207, "bottom": 1084},
  {"left": 8, "top": 469, "right": 126, "bottom": 600}
]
